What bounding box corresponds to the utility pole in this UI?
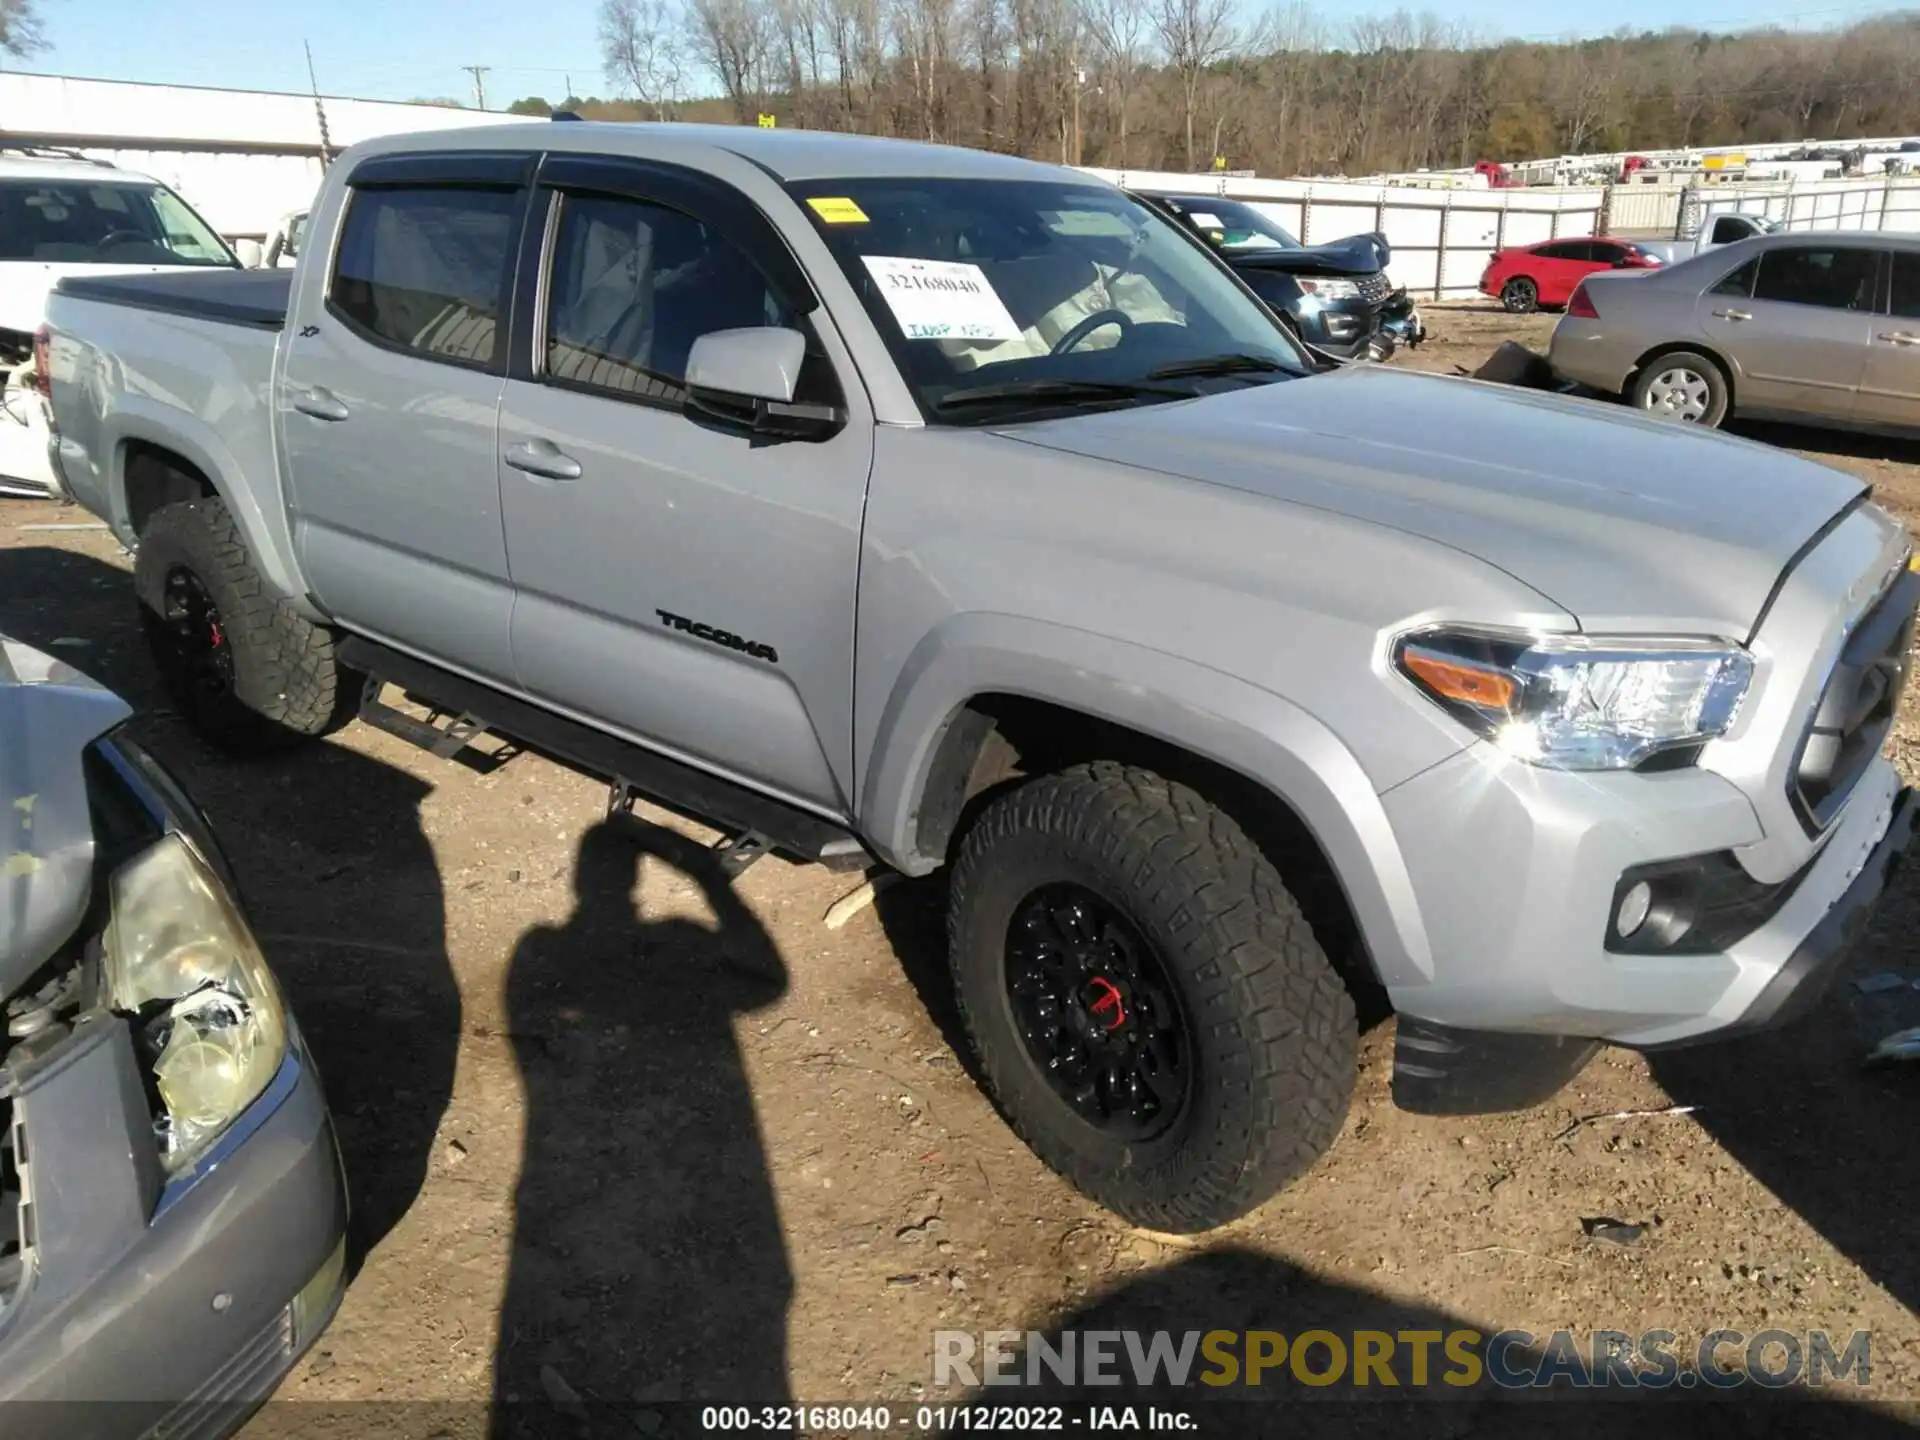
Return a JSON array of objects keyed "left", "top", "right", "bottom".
[{"left": 462, "top": 65, "right": 491, "bottom": 110}]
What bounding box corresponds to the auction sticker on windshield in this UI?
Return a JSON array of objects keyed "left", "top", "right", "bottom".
[{"left": 861, "top": 256, "right": 1023, "bottom": 341}]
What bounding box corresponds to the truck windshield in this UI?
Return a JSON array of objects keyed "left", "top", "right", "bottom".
[
  {"left": 789, "top": 177, "right": 1307, "bottom": 422},
  {"left": 0, "top": 181, "right": 236, "bottom": 267}
]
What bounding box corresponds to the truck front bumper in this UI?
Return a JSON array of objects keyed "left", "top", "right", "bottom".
[{"left": 1392, "top": 780, "right": 1915, "bottom": 1113}]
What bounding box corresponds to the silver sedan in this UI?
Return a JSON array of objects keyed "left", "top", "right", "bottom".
[{"left": 1548, "top": 230, "right": 1920, "bottom": 433}]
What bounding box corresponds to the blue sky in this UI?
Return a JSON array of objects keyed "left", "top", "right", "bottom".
[{"left": 24, "top": 0, "right": 1906, "bottom": 106}]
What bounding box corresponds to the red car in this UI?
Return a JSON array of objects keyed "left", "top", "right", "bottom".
[{"left": 1479, "top": 238, "right": 1663, "bottom": 313}]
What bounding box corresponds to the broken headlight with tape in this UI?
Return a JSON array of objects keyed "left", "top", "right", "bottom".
[
  {"left": 1395, "top": 629, "right": 1753, "bottom": 770},
  {"left": 103, "top": 833, "right": 287, "bottom": 1174}
]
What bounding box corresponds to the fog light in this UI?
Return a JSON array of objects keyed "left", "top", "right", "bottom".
[{"left": 1615, "top": 881, "right": 1653, "bottom": 938}]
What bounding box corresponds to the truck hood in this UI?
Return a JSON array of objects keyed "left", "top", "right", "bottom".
[
  {"left": 1229, "top": 232, "right": 1390, "bottom": 277},
  {"left": 0, "top": 638, "right": 131, "bottom": 998},
  {"left": 997, "top": 365, "right": 1866, "bottom": 632},
  {"left": 0, "top": 261, "right": 209, "bottom": 334}
]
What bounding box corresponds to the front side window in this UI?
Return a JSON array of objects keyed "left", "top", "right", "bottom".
[
  {"left": 1751, "top": 246, "right": 1879, "bottom": 311},
  {"left": 0, "top": 181, "right": 235, "bottom": 266},
  {"left": 790, "top": 177, "right": 1308, "bottom": 422},
  {"left": 543, "top": 192, "right": 797, "bottom": 405},
  {"left": 330, "top": 185, "right": 522, "bottom": 368}
]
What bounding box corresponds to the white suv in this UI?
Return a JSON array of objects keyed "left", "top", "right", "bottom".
[{"left": 0, "top": 149, "right": 238, "bottom": 498}]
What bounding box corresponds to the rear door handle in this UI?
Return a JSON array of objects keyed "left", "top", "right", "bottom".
[
  {"left": 1877, "top": 331, "right": 1920, "bottom": 346},
  {"left": 504, "top": 438, "right": 583, "bottom": 481},
  {"left": 291, "top": 386, "right": 349, "bottom": 422},
  {"left": 1712, "top": 308, "right": 1753, "bottom": 322}
]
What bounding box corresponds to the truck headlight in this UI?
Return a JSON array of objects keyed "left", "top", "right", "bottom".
[
  {"left": 103, "top": 833, "right": 287, "bottom": 1174},
  {"left": 1394, "top": 629, "right": 1753, "bottom": 770}
]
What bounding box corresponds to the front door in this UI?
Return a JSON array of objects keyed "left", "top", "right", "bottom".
[
  {"left": 281, "top": 156, "right": 531, "bottom": 684},
  {"left": 495, "top": 157, "right": 873, "bottom": 814},
  {"left": 1698, "top": 243, "right": 1877, "bottom": 421},
  {"left": 1855, "top": 247, "right": 1920, "bottom": 430}
]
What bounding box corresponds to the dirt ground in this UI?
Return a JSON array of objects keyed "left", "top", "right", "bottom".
[{"left": 6, "top": 305, "right": 1920, "bottom": 1437}]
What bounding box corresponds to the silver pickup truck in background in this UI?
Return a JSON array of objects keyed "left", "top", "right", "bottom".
[{"left": 39, "top": 122, "right": 1920, "bottom": 1232}]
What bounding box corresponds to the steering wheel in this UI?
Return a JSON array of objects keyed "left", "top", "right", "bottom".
[
  {"left": 1050, "top": 308, "right": 1133, "bottom": 356},
  {"left": 97, "top": 230, "right": 150, "bottom": 248}
]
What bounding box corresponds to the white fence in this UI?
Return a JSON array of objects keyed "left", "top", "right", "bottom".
[
  {"left": 1090, "top": 167, "right": 1604, "bottom": 299},
  {"left": 1095, "top": 167, "right": 1920, "bottom": 298}
]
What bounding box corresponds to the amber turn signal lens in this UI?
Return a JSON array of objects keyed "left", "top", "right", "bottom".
[{"left": 1401, "top": 647, "right": 1517, "bottom": 709}]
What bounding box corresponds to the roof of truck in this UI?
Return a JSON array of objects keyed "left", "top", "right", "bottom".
[{"left": 354, "top": 120, "right": 1085, "bottom": 185}]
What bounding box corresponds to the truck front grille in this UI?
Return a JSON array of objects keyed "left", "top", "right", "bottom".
[
  {"left": 1792, "top": 566, "right": 1920, "bottom": 833},
  {"left": 1357, "top": 273, "right": 1391, "bottom": 307}
]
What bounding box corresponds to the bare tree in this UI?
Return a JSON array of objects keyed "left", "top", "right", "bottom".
[
  {"left": 0, "top": 0, "right": 43, "bottom": 60},
  {"left": 600, "top": 0, "right": 686, "bottom": 118},
  {"left": 1151, "top": 0, "right": 1239, "bottom": 170},
  {"left": 687, "top": 0, "right": 772, "bottom": 122},
  {"left": 1079, "top": 0, "right": 1146, "bottom": 164}
]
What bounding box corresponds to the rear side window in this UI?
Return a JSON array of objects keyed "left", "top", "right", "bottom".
[
  {"left": 1751, "top": 246, "right": 1878, "bottom": 311},
  {"left": 1532, "top": 241, "right": 1588, "bottom": 260},
  {"left": 1710, "top": 259, "right": 1757, "bottom": 297},
  {"left": 330, "top": 186, "right": 522, "bottom": 368}
]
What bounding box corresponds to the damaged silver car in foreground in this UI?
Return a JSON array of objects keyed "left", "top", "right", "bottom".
[{"left": 0, "top": 637, "right": 346, "bottom": 1438}]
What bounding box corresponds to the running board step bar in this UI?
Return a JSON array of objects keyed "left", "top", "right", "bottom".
[{"left": 340, "top": 636, "right": 873, "bottom": 873}]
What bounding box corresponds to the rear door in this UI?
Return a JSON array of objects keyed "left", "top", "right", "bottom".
[
  {"left": 280, "top": 153, "right": 531, "bottom": 684},
  {"left": 493, "top": 155, "right": 873, "bottom": 813},
  {"left": 1697, "top": 243, "right": 1877, "bottom": 420},
  {"left": 1527, "top": 241, "right": 1592, "bottom": 306},
  {"left": 1854, "top": 246, "right": 1920, "bottom": 429}
]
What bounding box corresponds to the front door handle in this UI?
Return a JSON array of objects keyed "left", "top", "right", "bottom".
[
  {"left": 1877, "top": 331, "right": 1920, "bottom": 346},
  {"left": 291, "top": 386, "right": 350, "bottom": 422},
  {"left": 1712, "top": 308, "right": 1753, "bottom": 322},
  {"left": 504, "top": 438, "right": 583, "bottom": 481}
]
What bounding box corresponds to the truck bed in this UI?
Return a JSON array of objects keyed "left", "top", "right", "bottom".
[{"left": 52, "top": 269, "right": 291, "bottom": 330}]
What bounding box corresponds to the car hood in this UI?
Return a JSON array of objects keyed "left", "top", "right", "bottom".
[
  {"left": 0, "top": 638, "right": 131, "bottom": 998},
  {"left": 995, "top": 365, "right": 1866, "bottom": 632},
  {"left": 1228, "top": 232, "right": 1390, "bottom": 277}
]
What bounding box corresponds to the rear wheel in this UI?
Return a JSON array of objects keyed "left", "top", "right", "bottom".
[
  {"left": 135, "top": 498, "right": 357, "bottom": 753},
  {"left": 1500, "top": 277, "right": 1538, "bottom": 313},
  {"left": 1629, "top": 349, "right": 1729, "bottom": 427},
  {"left": 948, "top": 762, "right": 1358, "bottom": 1232}
]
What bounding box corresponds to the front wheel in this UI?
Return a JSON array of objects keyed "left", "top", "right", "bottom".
[
  {"left": 1500, "top": 277, "right": 1538, "bottom": 313},
  {"left": 1629, "top": 349, "right": 1730, "bottom": 427},
  {"left": 948, "top": 762, "right": 1358, "bottom": 1232}
]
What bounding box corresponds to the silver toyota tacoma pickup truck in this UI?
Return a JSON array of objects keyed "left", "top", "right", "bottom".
[{"left": 40, "top": 122, "right": 1920, "bottom": 1232}]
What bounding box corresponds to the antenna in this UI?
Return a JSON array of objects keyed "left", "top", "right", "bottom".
[
  {"left": 462, "top": 65, "right": 491, "bottom": 111},
  {"left": 305, "top": 41, "right": 335, "bottom": 166}
]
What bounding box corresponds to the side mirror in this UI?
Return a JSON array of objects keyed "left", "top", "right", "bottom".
[
  {"left": 685, "top": 326, "right": 843, "bottom": 441},
  {"left": 232, "top": 238, "right": 264, "bottom": 269}
]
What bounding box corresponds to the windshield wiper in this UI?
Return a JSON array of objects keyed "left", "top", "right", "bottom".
[
  {"left": 1145, "top": 353, "right": 1295, "bottom": 381},
  {"left": 931, "top": 378, "right": 1190, "bottom": 412}
]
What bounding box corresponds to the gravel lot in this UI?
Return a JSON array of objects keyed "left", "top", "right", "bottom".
[{"left": 5, "top": 305, "right": 1920, "bottom": 1437}]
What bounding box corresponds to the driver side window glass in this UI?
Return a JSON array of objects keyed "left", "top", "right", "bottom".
[
  {"left": 1709, "top": 217, "right": 1745, "bottom": 245},
  {"left": 543, "top": 191, "right": 793, "bottom": 407}
]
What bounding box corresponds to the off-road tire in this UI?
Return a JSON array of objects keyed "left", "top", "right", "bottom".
[
  {"left": 948, "top": 762, "right": 1358, "bottom": 1232},
  {"left": 134, "top": 497, "right": 355, "bottom": 753}
]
